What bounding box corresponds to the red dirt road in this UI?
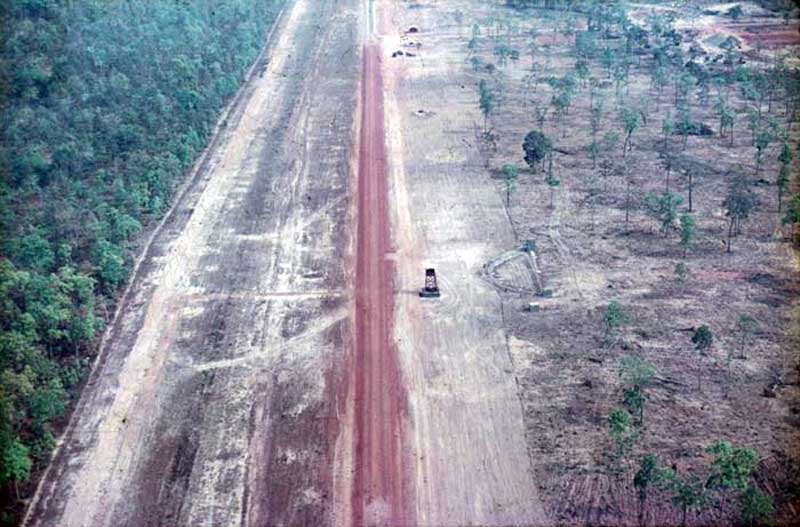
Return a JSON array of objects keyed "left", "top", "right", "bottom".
[{"left": 351, "top": 42, "right": 414, "bottom": 526}]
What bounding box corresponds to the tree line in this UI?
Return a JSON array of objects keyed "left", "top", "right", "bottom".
[{"left": 0, "top": 0, "right": 283, "bottom": 521}]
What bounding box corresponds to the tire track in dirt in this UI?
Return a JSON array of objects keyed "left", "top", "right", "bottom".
[
  {"left": 23, "top": 1, "right": 361, "bottom": 525},
  {"left": 351, "top": 42, "right": 415, "bottom": 527},
  {"left": 19, "top": 4, "right": 291, "bottom": 523},
  {"left": 375, "top": 0, "right": 547, "bottom": 524}
]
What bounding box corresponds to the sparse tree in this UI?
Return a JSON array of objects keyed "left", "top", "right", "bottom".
[
  {"left": 692, "top": 324, "right": 714, "bottom": 390},
  {"left": 535, "top": 105, "right": 548, "bottom": 130},
  {"left": 679, "top": 214, "right": 695, "bottom": 257},
  {"left": 1, "top": 440, "right": 32, "bottom": 500},
  {"left": 722, "top": 109, "right": 736, "bottom": 147},
  {"left": 523, "top": 130, "right": 552, "bottom": 172},
  {"left": 624, "top": 162, "right": 635, "bottom": 230},
  {"left": 777, "top": 162, "right": 791, "bottom": 212},
  {"left": 707, "top": 440, "right": 759, "bottom": 493},
  {"left": 592, "top": 130, "right": 619, "bottom": 171},
  {"left": 621, "top": 107, "right": 640, "bottom": 157},
  {"left": 683, "top": 165, "right": 697, "bottom": 212},
  {"left": 588, "top": 140, "right": 601, "bottom": 168},
  {"left": 620, "top": 356, "right": 656, "bottom": 425},
  {"left": 553, "top": 91, "right": 572, "bottom": 137},
  {"left": 493, "top": 43, "right": 516, "bottom": 67},
  {"left": 707, "top": 440, "right": 760, "bottom": 516},
  {"left": 754, "top": 127, "right": 775, "bottom": 177},
  {"left": 586, "top": 172, "right": 602, "bottom": 232},
  {"left": 608, "top": 408, "right": 637, "bottom": 461},
  {"left": 714, "top": 98, "right": 736, "bottom": 146},
  {"left": 634, "top": 454, "right": 658, "bottom": 526},
  {"left": 723, "top": 175, "right": 757, "bottom": 252},
  {"left": 780, "top": 4, "right": 795, "bottom": 25},
  {"left": 676, "top": 73, "right": 696, "bottom": 107},
  {"left": 479, "top": 80, "right": 495, "bottom": 132},
  {"left": 727, "top": 5, "right": 744, "bottom": 21},
  {"left": 644, "top": 192, "right": 683, "bottom": 236},
  {"left": 677, "top": 104, "right": 693, "bottom": 150},
  {"left": 692, "top": 325, "right": 714, "bottom": 355},
  {"left": 777, "top": 140, "right": 792, "bottom": 212},
  {"left": 652, "top": 65, "right": 669, "bottom": 103},
  {"left": 590, "top": 88, "right": 604, "bottom": 137},
  {"left": 470, "top": 56, "right": 482, "bottom": 72},
  {"left": 721, "top": 35, "right": 741, "bottom": 73},
  {"left": 550, "top": 74, "right": 577, "bottom": 136},
  {"left": 602, "top": 46, "right": 616, "bottom": 75},
  {"left": 741, "top": 484, "right": 775, "bottom": 526},
  {"left": 545, "top": 159, "right": 560, "bottom": 209},
  {"left": 576, "top": 30, "right": 598, "bottom": 59},
  {"left": 528, "top": 28, "right": 539, "bottom": 70},
  {"left": 657, "top": 468, "right": 711, "bottom": 527},
  {"left": 468, "top": 36, "right": 479, "bottom": 53},
  {"left": 675, "top": 261, "right": 690, "bottom": 282},
  {"left": 662, "top": 155, "right": 674, "bottom": 193},
  {"left": 783, "top": 192, "right": 800, "bottom": 246},
  {"left": 501, "top": 164, "right": 518, "bottom": 207},
  {"left": 747, "top": 108, "right": 761, "bottom": 145},
  {"left": 575, "top": 59, "right": 590, "bottom": 87},
  {"left": 613, "top": 61, "right": 631, "bottom": 98}
]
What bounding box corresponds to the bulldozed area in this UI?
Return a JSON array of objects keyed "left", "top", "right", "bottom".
[
  {"left": 17, "top": 0, "right": 800, "bottom": 525},
  {"left": 24, "top": 1, "right": 361, "bottom": 525},
  {"left": 386, "top": 0, "right": 799, "bottom": 525},
  {"left": 379, "top": 0, "right": 548, "bottom": 522}
]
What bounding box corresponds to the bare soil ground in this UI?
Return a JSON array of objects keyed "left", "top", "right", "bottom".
[
  {"left": 378, "top": 0, "right": 547, "bottom": 525},
  {"left": 440, "top": 0, "right": 800, "bottom": 525},
  {"left": 24, "top": 0, "right": 800, "bottom": 526},
  {"left": 349, "top": 41, "right": 415, "bottom": 527},
  {"left": 24, "top": 1, "right": 361, "bottom": 525}
]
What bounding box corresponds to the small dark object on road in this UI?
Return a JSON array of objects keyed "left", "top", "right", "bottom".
[{"left": 420, "top": 268, "right": 441, "bottom": 298}]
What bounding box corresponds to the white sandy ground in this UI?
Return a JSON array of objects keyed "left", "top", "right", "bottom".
[{"left": 377, "top": 0, "right": 547, "bottom": 524}]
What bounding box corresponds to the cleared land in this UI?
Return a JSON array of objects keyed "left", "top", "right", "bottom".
[
  {"left": 24, "top": 1, "right": 360, "bottom": 525},
  {"left": 379, "top": 0, "right": 548, "bottom": 524},
  {"left": 393, "top": 0, "right": 798, "bottom": 525},
  {"left": 350, "top": 41, "right": 414, "bottom": 527},
  {"left": 23, "top": 0, "right": 800, "bottom": 526}
]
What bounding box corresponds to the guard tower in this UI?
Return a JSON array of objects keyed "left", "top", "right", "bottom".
[{"left": 419, "top": 268, "right": 440, "bottom": 298}]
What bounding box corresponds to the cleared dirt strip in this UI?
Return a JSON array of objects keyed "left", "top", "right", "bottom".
[{"left": 351, "top": 41, "right": 415, "bottom": 527}]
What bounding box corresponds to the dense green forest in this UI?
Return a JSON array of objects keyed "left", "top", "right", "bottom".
[{"left": 0, "top": 0, "right": 283, "bottom": 520}]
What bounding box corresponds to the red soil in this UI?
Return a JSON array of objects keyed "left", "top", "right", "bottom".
[
  {"left": 725, "top": 22, "right": 800, "bottom": 49},
  {"left": 351, "top": 42, "right": 414, "bottom": 526}
]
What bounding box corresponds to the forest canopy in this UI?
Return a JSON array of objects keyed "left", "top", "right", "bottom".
[{"left": 0, "top": 0, "right": 283, "bottom": 520}]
